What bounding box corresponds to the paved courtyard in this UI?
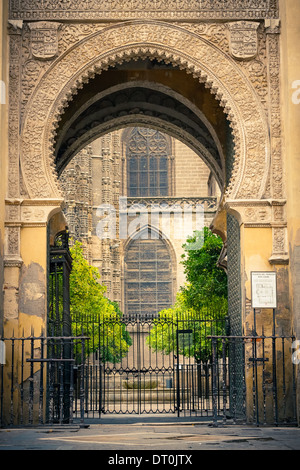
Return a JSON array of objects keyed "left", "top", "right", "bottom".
[{"left": 1, "top": 415, "right": 299, "bottom": 454}]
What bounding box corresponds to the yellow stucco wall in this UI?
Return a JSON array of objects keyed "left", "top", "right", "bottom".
[
  {"left": 280, "top": 0, "right": 300, "bottom": 335},
  {"left": 280, "top": 0, "right": 300, "bottom": 422},
  {"left": 18, "top": 226, "right": 48, "bottom": 337}
]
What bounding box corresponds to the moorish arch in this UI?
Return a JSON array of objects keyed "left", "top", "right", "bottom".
[
  {"left": 8, "top": 18, "right": 281, "bottom": 348},
  {"left": 53, "top": 80, "right": 226, "bottom": 191},
  {"left": 19, "top": 20, "right": 270, "bottom": 204}
]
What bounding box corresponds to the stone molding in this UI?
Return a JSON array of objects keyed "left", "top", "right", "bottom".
[
  {"left": 4, "top": 199, "right": 64, "bottom": 254},
  {"left": 9, "top": 0, "right": 279, "bottom": 21},
  {"left": 125, "top": 197, "right": 218, "bottom": 213},
  {"left": 224, "top": 199, "right": 288, "bottom": 264}
]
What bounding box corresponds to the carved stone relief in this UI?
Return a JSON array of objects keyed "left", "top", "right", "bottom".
[
  {"left": 227, "top": 21, "right": 260, "bottom": 60},
  {"left": 9, "top": 0, "right": 279, "bottom": 21},
  {"left": 7, "top": 22, "right": 22, "bottom": 200},
  {"left": 28, "top": 22, "right": 61, "bottom": 60}
]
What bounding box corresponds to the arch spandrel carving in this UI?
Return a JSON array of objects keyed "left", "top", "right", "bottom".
[{"left": 20, "top": 21, "right": 270, "bottom": 202}]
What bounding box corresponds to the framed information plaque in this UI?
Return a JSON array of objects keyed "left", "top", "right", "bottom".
[{"left": 251, "top": 271, "right": 277, "bottom": 309}]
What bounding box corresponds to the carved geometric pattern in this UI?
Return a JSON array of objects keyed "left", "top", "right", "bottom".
[{"left": 9, "top": 0, "right": 279, "bottom": 21}]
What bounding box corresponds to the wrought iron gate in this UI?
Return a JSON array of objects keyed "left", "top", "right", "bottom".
[
  {"left": 77, "top": 310, "right": 228, "bottom": 418},
  {"left": 98, "top": 317, "right": 176, "bottom": 415},
  {"left": 47, "top": 230, "right": 73, "bottom": 423}
]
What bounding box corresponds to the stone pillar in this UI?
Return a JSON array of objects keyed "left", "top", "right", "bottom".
[
  {"left": 0, "top": 0, "right": 9, "bottom": 337},
  {"left": 2, "top": 198, "right": 63, "bottom": 425},
  {"left": 4, "top": 200, "right": 63, "bottom": 337},
  {"left": 279, "top": 0, "right": 300, "bottom": 424},
  {"left": 213, "top": 197, "right": 293, "bottom": 424}
]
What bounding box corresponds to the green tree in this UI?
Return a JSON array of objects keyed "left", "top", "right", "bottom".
[
  {"left": 69, "top": 241, "right": 131, "bottom": 362},
  {"left": 147, "top": 228, "right": 228, "bottom": 363},
  {"left": 146, "top": 293, "right": 227, "bottom": 363},
  {"left": 181, "top": 227, "right": 227, "bottom": 311}
]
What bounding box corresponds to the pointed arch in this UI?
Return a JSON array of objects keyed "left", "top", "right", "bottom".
[{"left": 123, "top": 226, "right": 176, "bottom": 318}]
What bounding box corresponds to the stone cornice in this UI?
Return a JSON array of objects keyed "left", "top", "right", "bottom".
[{"left": 9, "top": 0, "right": 279, "bottom": 22}]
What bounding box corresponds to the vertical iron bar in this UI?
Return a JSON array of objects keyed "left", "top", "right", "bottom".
[
  {"left": 48, "top": 343, "right": 54, "bottom": 425},
  {"left": 191, "top": 364, "right": 195, "bottom": 412},
  {"left": 59, "top": 339, "right": 64, "bottom": 424},
  {"left": 10, "top": 335, "right": 15, "bottom": 426},
  {"left": 99, "top": 357, "right": 102, "bottom": 418},
  {"left": 80, "top": 336, "right": 85, "bottom": 427},
  {"left": 212, "top": 337, "right": 218, "bottom": 427},
  {"left": 281, "top": 334, "right": 287, "bottom": 424},
  {"left": 262, "top": 327, "right": 267, "bottom": 426},
  {"left": 292, "top": 334, "right": 297, "bottom": 424},
  {"left": 241, "top": 333, "right": 247, "bottom": 423},
  {"left": 172, "top": 319, "right": 176, "bottom": 414},
  {"left": 176, "top": 319, "right": 180, "bottom": 417},
  {"left": 251, "top": 335, "right": 256, "bottom": 425},
  {"left": 222, "top": 338, "right": 227, "bottom": 425},
  {"left": 69, "top": 339, "right": 74, "bottom": 424},
  {"left": 253, "top": 309, "right": 259, "bottom": 426},
  {"left": 29, "top": 331, "right": 34, "bottom": 426},
  {"left": 272, "top": 309, "right": 278, "bottom": 426},
  {"left": 137, "top": 319, "right": 141, "bottom": 415},
  {"left": 20, "top": 335, "right": 25, "bottom": 426},
  {"left": 231, "top": 338, "right": 237, "bottom": 424},
  {"left": 9, "top": 335, "right": 15, "bottom": 426},
  {"left": 242, "top": 337, "right": 247, "bottom": 423},
  {"left": 98, "top": 318, "right": 102, "bottom": 418},
  {"left": 0, "top": 360, "right": 3, "bottom": 428},
  {"left": 39, "top": 333, "right": 45, "bottom": 425}
]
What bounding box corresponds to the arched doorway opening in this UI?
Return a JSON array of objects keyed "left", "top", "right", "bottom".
[{"left": 51, "top": 52, "right": 232, "bottom": 416}]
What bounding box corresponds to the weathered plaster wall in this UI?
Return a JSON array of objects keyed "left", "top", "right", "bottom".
[
  {"left": 280, "top": 0, "right": 300, "bottom": 335},
  {"left": 19, "top": 227, "right": 48, "bottom": 336}
]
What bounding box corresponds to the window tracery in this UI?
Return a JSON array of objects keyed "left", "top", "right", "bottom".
[
  {"left": 124, "top": 230, "right": 173, "bottom": 318},
  {"left": 126, "top": 128, "right": 172, "bottom": 197}
]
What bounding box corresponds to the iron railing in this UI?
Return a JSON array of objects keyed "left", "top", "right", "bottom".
[
  {"left": 0, "top": 327, "right": 298, "bottom": 427},
  {"left": 210, "top": 333, "right": 298, "bottom": 427},
  {"left": 0, "top": 332, "right": 88, "bottom": 427}
]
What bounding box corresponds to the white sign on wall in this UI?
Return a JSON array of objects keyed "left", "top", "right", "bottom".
[
  {"left": 251, "top": 271, "right": 277, "bottom": 309},
  {"left": 0, "top": 341, "right": 5, "bottom": 365}
]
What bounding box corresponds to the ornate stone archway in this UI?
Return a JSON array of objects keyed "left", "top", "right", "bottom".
[
  {"left": 4, "top": 18, "right": 288, "bottom": 336},
  {"left": 19, "top": 21, "right": 270, "bottom": 201}
]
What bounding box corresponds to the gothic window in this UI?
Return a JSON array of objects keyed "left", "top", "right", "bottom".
[
  {"left": 127, "top": 128, "right": 171, "bottom": 197},
  {"left": 124, "top": 230, "right": 173, "bottom": 318}
]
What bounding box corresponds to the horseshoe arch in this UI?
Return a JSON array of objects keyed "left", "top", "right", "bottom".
[{"left": 20, "top": 21, "right": 270, "bottom": 204}]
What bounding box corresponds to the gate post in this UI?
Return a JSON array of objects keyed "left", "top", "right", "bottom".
[
  {"left": 211, "top": 337, "right": 218, "bottom": 427},
  {"left": 48, "top": 229, "right": 73, "bottom": 424}
]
